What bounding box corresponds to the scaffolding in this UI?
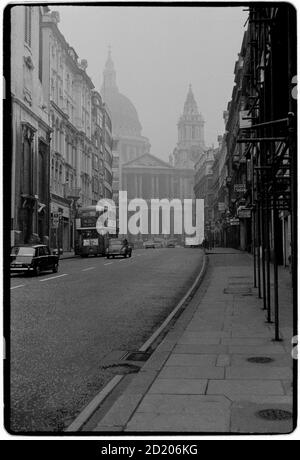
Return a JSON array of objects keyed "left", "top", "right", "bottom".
[{"left": 236, "top": 6, "right": 297, "bottom": 341}]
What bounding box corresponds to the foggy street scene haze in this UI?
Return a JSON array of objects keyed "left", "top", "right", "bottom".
[{"left": 6, "top": 3, "right": 296, "bottom": 435}]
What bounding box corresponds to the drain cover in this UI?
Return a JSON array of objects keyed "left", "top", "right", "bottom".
[
  {"left": 256, "top": 409, "right": 292, "bottom": 421},
  {"left": 123, "top": 351, "right": 152, "bottom": 362},
  {"left": 101, "top": 363, "right": 140, "bottom": 374},
  {"left": 247, "top": 357, "right": 274, "bottom": 364}
]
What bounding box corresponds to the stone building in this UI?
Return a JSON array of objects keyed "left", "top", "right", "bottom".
[
  {"left": 210, "top": 128, "right": 230, "bottom": 247},
  {"left": 194, "top": 147, "right": 217, "bottom": 244},
  {"left": 172, "top": 84, "right": 205, "bottom": 170},
  {"left": 40, "top": 10, "right": 113, "bottom": 251},
  {"left": 122, "top": 153, "right": 194, "bottom": 201},
  {"left": 101, "top": 49, "right": 150, "bottom": 200},
  {"left": 122, "top": 153, "right": 193, "bottom": 242},
  {"left": 10, "top": 5, "right": 52, "bottom": 246},
  {"left": 91, "top": 90, "right": 105, "bottom": 204}
]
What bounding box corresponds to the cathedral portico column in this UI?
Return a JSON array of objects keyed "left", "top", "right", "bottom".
[
  {"left": 170, "top": 175, "right": 174, "bottom": 198},
  {"left": 122, "top": 170, "right": 126, "bottom": 191},
  {"left": 151, "top": 176, "right": 155, "bottom": 199},
  {"left": 134, "top": 174, "right": 138, "bottom": 197}
]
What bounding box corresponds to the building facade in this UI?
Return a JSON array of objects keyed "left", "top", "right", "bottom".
[
  {"left": 121, "top": 153, "right": 195, "bottom": 244},
  {"left": 41, "top": 10, "right": 113, "bottom": 251},
  {"left": 194, "top": 147, "right": 217, "bottom": 244},
  {"left": 203, "top": 5, "right": 296, "bottom": 335},
  {"left": 11, "top": 5, "right": 52, "bottom": 246},
  {"left": 210, "top": 128, "right": 230, "bottom": 247}
]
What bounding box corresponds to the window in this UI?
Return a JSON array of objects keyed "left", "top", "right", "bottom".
[
  {"left": 24, "top": 6, "right": 32, "bottom": 47},
  {"left": 22, "top": 136, "right": 32, "bottom": 195},
  {"left": 38, "top": 147, "right": 46, "bottom": 203},
  {"left": 37, "top": 247, "right": 46, "bottom": 257},
  {"left": 72, "top": 146, "right": 76, "bottom": 167}
]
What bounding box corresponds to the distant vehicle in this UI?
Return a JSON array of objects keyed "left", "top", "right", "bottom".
[
  {"left": 154, "top": 238, "right": 166, "bottom": 248},
  {"left": 106, "top": 239, "right": 132, "bottom": 259},
  {"left": 10, "top": 244, "right": 59, "bottom": 276},
  {"left": 184, "top": 236, "right": 202, "bottom": 248},
  {"left": 166, "top": 239, "right": 176, "bottom": 248},
  {"left": 75, "top": 205, "right": 111, "bottom": 257},
  {"left": 143, "top": 239, "right": 155, "bottom": 249}
]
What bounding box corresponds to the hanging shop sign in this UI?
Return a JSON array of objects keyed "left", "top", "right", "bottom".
[
  {"left": 234, "top": 183, "right": 246, "bottom": 193},
  {"left": 52, "top": 213, "right": 59, "bottom": 228},
  {"left": 239, "top": 110, "right": 252, "bottom": 129}
]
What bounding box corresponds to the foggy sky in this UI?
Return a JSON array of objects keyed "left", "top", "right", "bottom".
[{"left": 56, "top": 5, "right": 247, "bottom": 160}]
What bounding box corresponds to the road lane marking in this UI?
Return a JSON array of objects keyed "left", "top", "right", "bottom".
[
  {"left": 10, "top": 284, "right": 25, "bottom": 290},
  {"left": 82, "top": 267, "right": 95, "bottom": 272},
  {"left": 104, "top": 262, "right": 113, "bottom": 266},
  {"left": 40, "top": 274, "right": 68, "bottom": 282}
]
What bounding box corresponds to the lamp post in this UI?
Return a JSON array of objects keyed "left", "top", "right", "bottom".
[{"left": 66, "top": 186, "right": 81, "bottom": 251}]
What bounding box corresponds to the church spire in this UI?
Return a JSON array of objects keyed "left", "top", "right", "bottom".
[
  {"left": 183, "top": 84, "right": 199, "bottom": 116},
  {"left": 102, "top": 46, "right": 118, "bottom": 95},
  {"left": 173, "top": 83, "right": 205, "bottom": 168}
]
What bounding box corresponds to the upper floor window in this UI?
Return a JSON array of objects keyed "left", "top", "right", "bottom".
[{"left": 24, "top": 6, "right": 32, "bottom": 47}]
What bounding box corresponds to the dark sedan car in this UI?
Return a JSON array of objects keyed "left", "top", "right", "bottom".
[
  {"left": 106, "top": 239, "right": 132, "bottom": 259},
  {"left": 166, "top": 239, "right": 176, "bottom": 248},
  {"left": 10, "top": 244, "right": 59, "bottom": 276}
]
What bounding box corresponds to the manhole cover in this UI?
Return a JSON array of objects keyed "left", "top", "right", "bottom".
[
  {"left": 256, "top": 409, "right": 292, "bottom": 421},
  {"left": 123, "top": 351, "right": 152, "bottom": 361},
  {"left": 247, "top": 357, "right": 274, "bottom": 364}
]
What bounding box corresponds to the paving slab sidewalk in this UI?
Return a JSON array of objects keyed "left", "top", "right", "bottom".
[
  {"left": 59, "top": 251, "right": 78, "bottom": 260},
  {"left": 93, "top": 248, "right": 295, "bottom": 434}
]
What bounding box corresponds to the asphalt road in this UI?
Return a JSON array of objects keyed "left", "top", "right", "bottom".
[{"left": 9, "top": 248, "right": 203, "bottom": 432}]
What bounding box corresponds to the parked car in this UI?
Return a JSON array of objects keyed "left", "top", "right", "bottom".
[
  {"left": 143, "top": 239, "right": 164, "bottom": 249},
  {"left": 10, "top": 244, "right": 59, "bottom": 276},
  {"left": 106, "top": 239, "right": 132, "bottom": 259},
  {"left": 154, "top": 238, "right": 166, "bottom": 248},
  {"left": 166, "top": 239, "right": 176, "bottom": 248},
  {"left": 143, "top": 239, "right": 155, "bottom": 249}
]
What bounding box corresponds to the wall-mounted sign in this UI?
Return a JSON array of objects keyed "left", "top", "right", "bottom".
[
  {"left": 230, "top": 218, "right": 240, "bottom": 226},
  {"left": 52, "top": 215, "right": 59, "bottom": 228},
  {"left": 234, "top": 184, "right": 246, "bottom": 193},
  {"left": 239, "top": 110, "right": 252, "bottom": 128},
  {"left": 218, "top": 202, "right": 226, "bottom": 212},
  {"left": 238, "top": 208, "right": 251, "bottom": 219}
]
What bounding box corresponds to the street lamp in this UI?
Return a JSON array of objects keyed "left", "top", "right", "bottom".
[{"left": 64, "top": 181, "right": 81, "bottom": 251}]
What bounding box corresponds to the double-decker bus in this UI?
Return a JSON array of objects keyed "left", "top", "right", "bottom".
[{"left": 74, "top": 205, "right": 116, "bottom": 257}]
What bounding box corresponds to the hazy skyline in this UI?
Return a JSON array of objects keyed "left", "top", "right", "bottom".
[{"left": 56, "top": 5, "right": 247, "bottom": 160}]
